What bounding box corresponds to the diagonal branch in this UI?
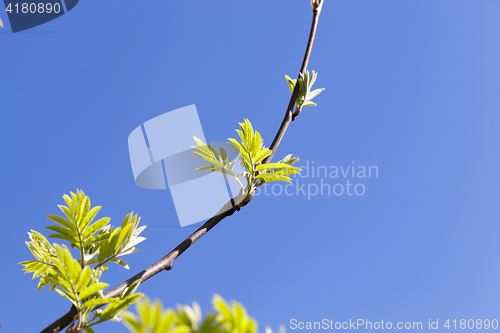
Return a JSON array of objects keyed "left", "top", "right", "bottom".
[{"left": 40, "top": 2, "right": 324, "bottom": 332}]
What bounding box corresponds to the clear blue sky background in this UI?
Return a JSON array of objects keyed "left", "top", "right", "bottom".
[{"left": 1, "top": 1, "right": 500, "bottom": 332}]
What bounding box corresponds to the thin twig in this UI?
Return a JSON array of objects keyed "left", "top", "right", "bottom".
[
  {"left": 264, "top": 0, "right": 324, "bottom": 164},
  {"left": 40, "top": 2, "right": 324, "bottom": 332}
]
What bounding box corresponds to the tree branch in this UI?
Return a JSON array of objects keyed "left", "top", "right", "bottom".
[{"left": 40, "top": 2, "right": 324, "bottom": 332}]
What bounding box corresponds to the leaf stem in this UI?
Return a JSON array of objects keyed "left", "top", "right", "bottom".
[{"left": 233, "top": 177, "right": 245, "bottom": 191}]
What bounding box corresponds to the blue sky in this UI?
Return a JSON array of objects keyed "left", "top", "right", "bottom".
[{"left": 2, "top": 1, "right": 500, "bottom": 332}]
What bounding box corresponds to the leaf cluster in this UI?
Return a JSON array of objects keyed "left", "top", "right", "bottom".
[
  {"left": 193, "top": 119, "right": 301, "bottom": 205},
  {"left": 254, "top": 154, "right": 301, "bottom": 188},
  {"left": 20, "top": 190, "right": 146, "bottom": 332},
  {"left": 121, "top": 294, "right": 285, "bottom": 333}
]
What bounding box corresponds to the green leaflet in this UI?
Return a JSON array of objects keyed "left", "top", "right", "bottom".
[
  {"left": 82, "top": 297, "right": 116, "bottom": 309},
  {"left": 195, "top": 165, "right": 237, "bottom": 178},
  {"left": 285, "top": 75, "right": 296, "bottom": 93},
  {"left": 120, "top": 280, "right": 141, "bottom": 299},
  {"left": 254, "top": 148, "right": 272, "bottom": 164},
  {"left": 46, "top": 214, "right": 76, "bottom": 232},
  {"left": 99, "top": 294, "right": 144, "bottom": 322},
  {"left": 75, "top": 266, "right": 92, "bottom": 293},
  {"left": 278, "top": 154, "right": 300, "bottom": 166},
  {"left": 255, "top": 173, "right": 293, "bottom": 183},
  {"left": 79, "top": 282, "right": 108, "bottom": 300},
  {"left": 286, "top": 70, "right": 325, "bottom": 111},
  {"left": 82, "top": 217, "right": 111, "bottom": 242},
  {"left": 111, "top": 257, "right": 130, "bottom": 269},
  {"left": 255, "top": 163, "right": 298, "bottom": 171}
]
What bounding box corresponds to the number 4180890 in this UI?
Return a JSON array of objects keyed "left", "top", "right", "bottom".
[
  {"left": 5, "top": 2, "right": 61, "bottom": 14},
  {"left": 444, "top": 319, "right": 498, "bottom": 329}
]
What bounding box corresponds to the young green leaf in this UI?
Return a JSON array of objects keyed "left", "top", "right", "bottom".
[
  {"left": 79, "top": 282, "right": 108, "bottom": 300},
  {"left": 100, "top": 294, "right": 144, "bottom": 322},
  {"left": 255, "top": 163, "right": 297, "bottom": 171},
  {"left": 286, "top": 70, "right": 324, "bottom": 111}
]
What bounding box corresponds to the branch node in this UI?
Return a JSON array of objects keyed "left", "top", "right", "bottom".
[{"left": 230, "top": 198, "right": 240, "bottom": 211}]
